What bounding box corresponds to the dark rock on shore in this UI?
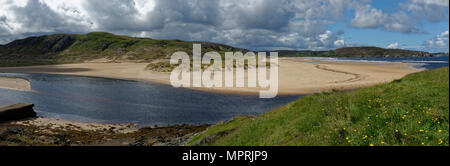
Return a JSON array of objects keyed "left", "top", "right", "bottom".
[
  {"left": 0, "top": 103, "right": 36, "bottom": 122},
  {"left": 0, "top": 118, "right": 210, "bottom": 146}
]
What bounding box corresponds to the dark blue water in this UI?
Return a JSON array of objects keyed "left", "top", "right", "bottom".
[
  {"left": 305, "top": 56, "right": 449, "bottom": 69},
  {"left": 0, "top": 73, "right": 301, "bottom": 126}
]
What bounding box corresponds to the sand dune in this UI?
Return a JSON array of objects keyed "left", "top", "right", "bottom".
[{"left": 0, "top": 57, "right": 422, "bottom": 95}]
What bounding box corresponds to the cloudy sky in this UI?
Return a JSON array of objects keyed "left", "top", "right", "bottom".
[{"left": 0, "top": 0, "right": 448, "bottom": 52}]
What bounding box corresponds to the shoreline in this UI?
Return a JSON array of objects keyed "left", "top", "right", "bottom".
[
  {"left": 0, "top": 58, "right": 429, "bottom": 146},
  {"left": 1, "top": 116, "right": 210, "bottom": 146},
  {"left": 0, "top": 76, "right": 32, "bottom": 92},
  {"left": 0, "top": 57, "right": 423, "bottom": 95}
]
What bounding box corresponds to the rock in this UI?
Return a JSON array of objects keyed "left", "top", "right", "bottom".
[
  {"left": 0, "top": 103, "right": 36, "bottom": 122},
  {"left": 147, "top": 138, "right": 158, "bottom": 145}
]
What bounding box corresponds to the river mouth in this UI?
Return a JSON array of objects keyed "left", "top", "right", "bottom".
[{"left": 0, "top": 73, "right": 302, "bottom": 126}]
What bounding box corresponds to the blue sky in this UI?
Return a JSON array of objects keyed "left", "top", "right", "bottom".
[
  {"left": 0, "top": 0, "right": 449, "bottom": 52},
  {"left": 329, "top": 14, "right": 449, "bottom": 52},
  {"left": 330, "top": 0, "right": 449, "bottom": 52}
]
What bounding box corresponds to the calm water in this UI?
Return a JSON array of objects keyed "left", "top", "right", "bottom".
[
  {"left": 305, "top": 56, "right": 449, "bottom": 69},
  {"left": 0, "top": 73, "right": 301, "bottom": 126}
]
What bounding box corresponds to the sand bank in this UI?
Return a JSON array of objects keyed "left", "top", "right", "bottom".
[
  {"left": 0, "top": 57, "right": 422, "bottom": 95},
  {"left": 0, "top": 76, "right": 32, "bottom": 91}
]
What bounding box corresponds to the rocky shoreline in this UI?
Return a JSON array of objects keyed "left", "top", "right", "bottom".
[{"left": 0, "top": 117, "right": 210, "bottom": 146}]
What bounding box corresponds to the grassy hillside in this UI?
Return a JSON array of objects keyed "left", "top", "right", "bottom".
[
  {"left": 0, "top": 32, "right": 245, "bottom": 67},
  {"left": 189, "top": 67, "right": 449, "bottom": 146},
  {"left": 1, "top": 33, "right": 435, "bottom": 67},
  {"left": 275, "top": 47, "right": 431, "bottom": 58},
  {"left": 335, "top": 47, "right": 430, "bottom": 58},
  {"left": 274, "top": 50, "right": 342, "bottom": 57}
]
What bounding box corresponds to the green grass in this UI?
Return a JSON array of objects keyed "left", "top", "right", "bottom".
[
  {"left": 0, "top": 32, "right": 244, "bottom": 67},
  {"left": 146, "top": 62, "right": 175, "bottom": 72},
  {"left": 279, "top": 51, "right": 344, "bottom": 57},
  {"left": 275, "top": 47, "right": 433, "bottom": 57},
  {"left": 189, "top": 67, "right": 449, "bottom": 146}
]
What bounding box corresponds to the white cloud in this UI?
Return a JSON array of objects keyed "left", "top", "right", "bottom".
[
  {"left": 334, "top": 39, "right": 345, "bottom": 47},
  {"left": 403, "top": 0, "right": 449, "bottom": 22},
  {"left": 350, "top": 2, "right": 423, "bottom": 33},
  {"left": 0, "top": 0, "right": 90, "bottom": 35},
  {"left": 0, "top": 0, "right": 352, "bottom": 50},
  {"left": 351, "top": 5, "right": 388, "bottom": 28},
  {"left": 384, "top": 12, "right": 422, "bottom": 33},
  {"left": 0, "top": 0, "right": 448, "bottom": 50},
  {"left": 412, "top": 0, "right": 449, "bottom": 6},
  {"left": 425, "top": 30, "right": 449, "bottom": 52},
  {"left": 387, "top": 42, "right": 399, "bottom": 49}
]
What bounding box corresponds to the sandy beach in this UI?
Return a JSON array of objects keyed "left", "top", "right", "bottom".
[
  {"left": 0, "top": 76, "right": 32, "bottom": 91},
  {"left": 0, "top": 57, "right": 422, "bottom": 95}
]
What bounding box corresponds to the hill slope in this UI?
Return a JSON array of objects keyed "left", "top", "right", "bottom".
[
  {"left": 275, "top": 47, "right": 431, "bottom": 57},
  {"left": 189, "top": 67, "right": 449, "bottom": 146},
  {"left": 334, "top": 47, "right": 430, "bottom": 57},
  {"left": 0, "top": 32, "right": 437, "bottom": 67},
  {"left": 0, "top": 32, "right": 245, "bottom": 67}
]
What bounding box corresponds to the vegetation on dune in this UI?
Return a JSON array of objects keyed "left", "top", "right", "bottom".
[
  {"left": 146, "top": 62, "right": 176, "bottom": 72},
  {"left": 189, "top": 67, "right": 449, "bottom": 146}
]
